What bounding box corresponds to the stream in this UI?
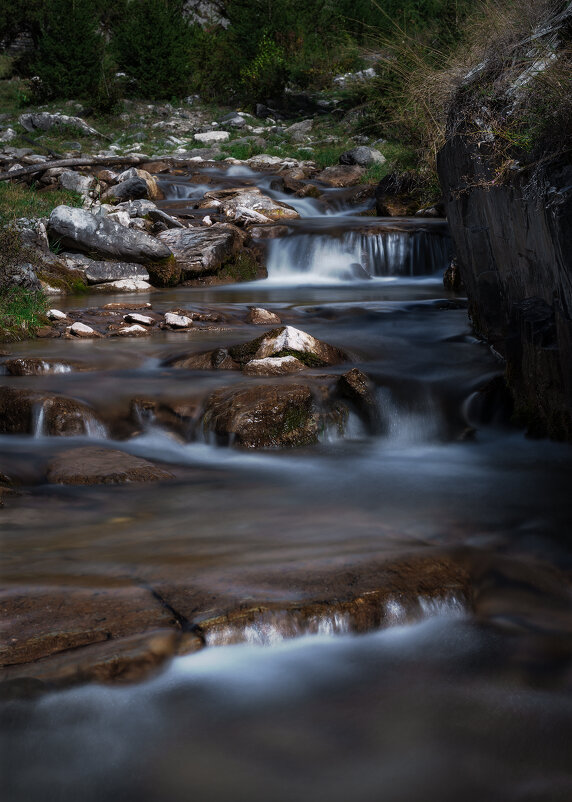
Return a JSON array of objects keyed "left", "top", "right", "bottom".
[{"left": 1, "top": 164, "right": 572, "bottom": 801}]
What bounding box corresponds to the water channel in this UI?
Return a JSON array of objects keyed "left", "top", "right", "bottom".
[{"left": 1, "top": 164, "right": 572, "bottom": 801}]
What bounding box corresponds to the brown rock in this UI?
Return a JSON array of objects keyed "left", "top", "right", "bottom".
[
  {"left": 3, "top": 358, "right": 80, "bottom": 376},
  {"left": 202, "top": 383, "right": 319, "bottom": 448},
  {"left": 316, "top": 165, "right": 366, "bottom": 187},
  {"left": 46, "top": 446, "right": 175, "bottom": 485},
  {"left": 336, "top": 368, "right": 379, "bottom": 431},
  {"left": 0, "top": 585, "right": 178, "bottom": 668},
  {"left": 243, "top": 356, "right": 306, "bottom": 376},
  {"left": 0, "top": 629, "right": 202, "bottom": 686},
  {"left": 246, "top": 307, "right": 282, "bottom": 325},
  {"left": 166, "top": 348, "right": 239, "bottom": 371},
  {"left": 0, "top": 387, "right": 104, "bottom": 437},
  {"left": 166, "top": 326, "right": 346, "bottom": 372}
]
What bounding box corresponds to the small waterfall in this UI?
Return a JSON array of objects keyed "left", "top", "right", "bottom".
[
  {"left": 266, "top": 226, "right": 452, "bottom": 282},
  {"left": 377, "top": 386, "right": 443, "bottom": 444},
  {"left": 202, "top": 593, "right": 468, "bottom": 649},
  {"left": 31, "top": 400, "right": 48, "bottom": 437},
  {"left": 204, "top": 610, "right": 352, "bottom": 647},
  {"left": 31, "top": 398, "right": 107, "bottom": 438}
]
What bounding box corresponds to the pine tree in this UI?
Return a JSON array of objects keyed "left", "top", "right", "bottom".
[
  {"left": 113, "top": 0, "right": 194, "bottom": 99},
  {"left": 30, "top": 0, "right": 105, "bottom": 99}
]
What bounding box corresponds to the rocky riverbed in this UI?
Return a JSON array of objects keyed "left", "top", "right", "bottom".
[{"left": 1, "top": 134, "right": 572, "bottom": 802}]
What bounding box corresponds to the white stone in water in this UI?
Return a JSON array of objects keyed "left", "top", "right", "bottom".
[
  {"left": 164, "top": 312, "right": 192, "bottom": 328},
  {"left": 116, "top": 324, "right": 149, "bottom": 336},
  {"left": 194, "top": 131, "right": 230, "bottom": 144},
  {"left": 255, "top": 325, "right": 320, "bottom": 358},
  {"left": 47, "top": 309, "right": 67, "bottom": 320},
  {"left": 92, "top": 279, "right": 152, "bottom": 292},
  {"left": 124, "top": 313, "right": 155, "bottom": 326},
  {"left": 70, "top": 322, "right": 96, "bottom": 336},
  {"left": 202, "top": 216, "right": 213, "bottom": 226},
  {"left": 243, "top": 356, "right": 305, "bottom": 376}
]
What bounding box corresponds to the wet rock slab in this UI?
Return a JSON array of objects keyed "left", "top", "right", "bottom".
[
  {"left": 47, "top": 447, "right": 175, "bottom": 485},
  {"left": 0, "top": 584, "right": 182, "bottom": 671}
]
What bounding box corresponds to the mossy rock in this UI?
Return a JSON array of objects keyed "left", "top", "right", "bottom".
[{"left": 146, "top": 255, "right": 181, "bottom": 287}]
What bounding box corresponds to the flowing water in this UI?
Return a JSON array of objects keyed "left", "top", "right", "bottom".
[{"left": 1, "top": 165, "right": 572, "bottom": 801}]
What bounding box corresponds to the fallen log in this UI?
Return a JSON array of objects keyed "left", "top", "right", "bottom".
[{"left": 0, "top": 155, "right": 151, "bottom": 183}]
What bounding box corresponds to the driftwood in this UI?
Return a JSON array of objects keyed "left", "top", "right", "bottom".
[{"left": 0, "top": 155, "right": 152, "bottom": 183}]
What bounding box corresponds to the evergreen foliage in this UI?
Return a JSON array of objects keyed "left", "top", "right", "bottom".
[
  {"left": 113, "top": 0, "right": 195, "bottom": 99},
  {"left": 28, "top": 0, "right": 105, "bottom": 100}
]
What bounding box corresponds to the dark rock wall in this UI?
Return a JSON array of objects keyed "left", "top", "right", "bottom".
[{"left": 437, "top": 135, "right": 572, "bottom": 438}]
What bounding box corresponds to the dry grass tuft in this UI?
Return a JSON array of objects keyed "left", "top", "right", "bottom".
[{"left": 364, "top": 0, "right": 571, "bottom": 179}]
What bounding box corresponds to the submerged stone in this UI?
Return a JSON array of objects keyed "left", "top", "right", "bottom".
[{"left": 46, "top": 446, "right": 174, "bottom": 485}]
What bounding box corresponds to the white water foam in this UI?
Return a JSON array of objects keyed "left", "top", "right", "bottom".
[{"left": 266, "top": 229, "right": 451, "bottom": 283}]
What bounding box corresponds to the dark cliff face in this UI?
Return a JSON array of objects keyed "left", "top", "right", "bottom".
[{"left": 437, "top": 136, "right": 572, "bottom": 439}]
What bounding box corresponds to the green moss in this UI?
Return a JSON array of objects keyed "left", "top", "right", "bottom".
[
  {"left": 220, "top": 251, "right": 260, "bottom": 283},
  {"left": 146, "top": 255, "right": 181, "bottom": 287},
  {"left": 273, "top": 348, "right": 326, "bottom": 367},
  {"left": 228, "top": 331, "right": 269, "bottom": 364}
]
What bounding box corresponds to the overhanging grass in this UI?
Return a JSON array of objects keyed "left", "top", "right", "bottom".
[
  {"left": 0, "top": 181, "right": 83, "bottom": 223},
  {"left": 0, "top": 286, "right": 48, "bottom": 341}
]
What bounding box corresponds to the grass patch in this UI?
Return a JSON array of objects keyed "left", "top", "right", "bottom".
[
  {"left": 0, "top": 182, "right": 83, "bottom": 223},
  {"left": 0, "top": 286, "right": 47, "bottom": 341}
]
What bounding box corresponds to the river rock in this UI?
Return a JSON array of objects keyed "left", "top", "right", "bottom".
[
  {"left": 167, "top": 347, "right": 238, "bottom": 371},
  {"left": 117, "top": 168, "right": 160, "bottom": 199},
  {"left": 120, "top": 200, "right": 183, "bottom": 229},
  {"left": 70, "top": 322, "right": 100, "bottom": 337},
  {"left": 316, "top": 165, "right": 366, "bottom": 187},
  {"left": 248, "top": 325, "right": 345, "bottom": 366},
  {"left": 246, "top": 307, "right": 282, "bottom": 325},
  {"left": 84, "top": 261, "right": 149, "bottom": 285},
  {"left": 202, "top": 383, "right": 319, "bottom": 448},
  {"left": 157, "top": 224, "right": 244, "bottom": 279},
  {"left": 58, "top": 170, "right": 95, "bottom": 195},
  {"left": 242, "top": 356, "right": 306, "bottom": 376},
  {"left": 101, "top": 176, "right": 150, "bottom": 202},
  {"left": 336, "top": 368, "right": 380, "bottom": 432},
  {"left": 0, "top": 387, "right": 105, "bottom": 436},
  {"left": 164, "top": 312, "right": 192, "bottom": 328},
  {"left": 200, "top": 188, "right": 299, "bottom": 223},
  {"left": 166, "top": 326, "right": 345, "bottom": 371},
  {"left": 339, "top": 147, "right": 386, "bottom": 167},
  {"left": 3, "top": 358, "right": 77, "bottom": 376},
  {"left": 124, "top": 313, "right": 155, "bottom": 326},
  {"left": 47, "top": 309, "right": 68, "bottom": 321},
  {"left": 47, "top": 205, "right": 173, "bottom": 264},
  {"left": 114, "top": 324, "right": 150, "bottom": 337},
  {"left": 92, "top": 279, "right": 152, "bottom": 292},
  {"left": 47, "top": 446, "right": 174, "bottom": 484},
  {"left": 0, "top": 584, "right": 178, "bottom": 669}
]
